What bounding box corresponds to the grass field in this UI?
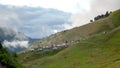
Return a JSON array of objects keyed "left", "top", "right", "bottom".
[
  {"left": 18, "top": 9, "right": 120, "bottom": 68},
  {"left": 18, "top": 27, "right": 120, "bottom": 68}
]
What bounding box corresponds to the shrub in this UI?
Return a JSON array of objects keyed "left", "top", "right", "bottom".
[{"left": 0, "top": 43, "right": 25, "bottom": 68}]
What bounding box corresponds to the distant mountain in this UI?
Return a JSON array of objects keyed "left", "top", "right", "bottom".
[
  {"left": 0, "top": 27, "right": 38, "bottom": 52},
  {"left": 0, "top": 27, "right": 29, "bottom": 42}
]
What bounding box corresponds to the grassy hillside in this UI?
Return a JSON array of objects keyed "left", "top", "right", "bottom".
[
  {"left": 18, "top": 9, "right": 120, "bottom": 68},
  {"left": 20, "top": 25, "right": 120, "bottom": 68},
  {"left": 28, "top": 9, "right": 120, "bottom": 49}
]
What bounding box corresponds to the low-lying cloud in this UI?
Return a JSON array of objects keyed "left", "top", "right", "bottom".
[
  {"left": 3, "top": 40, "right": 29, "bottom": 52},
  {"left": 3, "top": 40, "right": 29, "bottom": 48},
  {"left": 0, "top": 27, "right": 29, "bottom": 42}
]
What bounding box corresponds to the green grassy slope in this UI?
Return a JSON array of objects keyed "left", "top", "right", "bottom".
[
  {"left": 28, "top": 9, "right": 120, "bottom": 49},
  {"left": 23, "top": 26, "right": 120, "bottom": 68},
  {"left": 109, "top": 9, "right": 120, "bottom": 27},
  {"left": 18, "top": 9, "right": 120, "bottom": 68}
]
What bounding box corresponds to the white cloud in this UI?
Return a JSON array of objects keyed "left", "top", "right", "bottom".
[{"left": 3, "top": 40, "right": 29, "bottom": 48}]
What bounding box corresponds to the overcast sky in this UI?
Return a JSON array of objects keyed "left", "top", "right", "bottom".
[
  {"left": 0, "top": 0, "right": 120, "bottom": 38},
  {"left": 0, "top": 0, "right": 91, "bottom": 14}
]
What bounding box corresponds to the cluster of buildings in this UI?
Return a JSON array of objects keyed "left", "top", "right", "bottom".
[{"left": 22, "top": 41, "right": 77, "bottom": 54}]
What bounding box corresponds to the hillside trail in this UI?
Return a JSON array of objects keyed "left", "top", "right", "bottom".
[
  {"left": 107, "top": 18, "right": 115, "bottom": 29},
  {"left": 108, "top": 25, "right": 120, "bottom": 34}
]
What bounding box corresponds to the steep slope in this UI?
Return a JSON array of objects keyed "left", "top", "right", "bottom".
[
  {"left": 18, "top": 9, "right": 120, "bottom": 68},
  {"left": 29, "top": 9, "right": 120, "bottom": 49},
  {"left": 23, "top": 25, "right": 120, "bottom": 68}
]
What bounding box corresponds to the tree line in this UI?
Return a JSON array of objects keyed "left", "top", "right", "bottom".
[{"left": 90, "top": 11, "right": 112, "bottom": 22}]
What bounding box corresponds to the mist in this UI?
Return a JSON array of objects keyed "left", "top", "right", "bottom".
[{"left": 3, "top": 40, "right": 29, "bottom": 48}]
